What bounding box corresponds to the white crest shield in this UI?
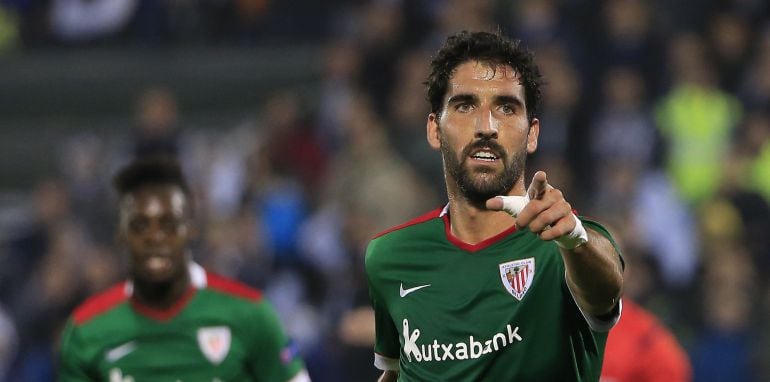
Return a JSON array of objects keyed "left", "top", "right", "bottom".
[
  {"left": 499, "top": 258, "right": 535, "bottom": 301},
  {"left": 197, "top": 326, "right": 231, "bottom": 365}
]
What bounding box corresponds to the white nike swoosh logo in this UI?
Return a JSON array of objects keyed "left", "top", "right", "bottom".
[
  {"left": 105, "top": 341, "right": 137, "bottom": 362},
  {"left": 399, "top": 283, "right": 431, "bottom": 297}
]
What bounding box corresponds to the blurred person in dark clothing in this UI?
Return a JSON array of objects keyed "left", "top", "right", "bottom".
[
  {"left": 132, "top": 87, "right": 181, "bottom": 159},
  {"left": 0, "top": 179, "right": 72, "bottom": 305},
  {"left": 691, "top": 255, "right": 755, "bottom": 382},
  {"left": 0, "top": 304, "right": 17, "bottom": 381}
]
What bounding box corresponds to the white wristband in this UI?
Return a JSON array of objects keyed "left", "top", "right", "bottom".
[
  {"left": 554, "top": 214, "right": 588, "bottom": 250},
  {"left": 497, "top": 195, "right": 588, "bottom": 249}
]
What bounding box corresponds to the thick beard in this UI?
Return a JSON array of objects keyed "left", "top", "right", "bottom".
[{"left": 441, "top": 134, "right": 526, "bottom": 209}]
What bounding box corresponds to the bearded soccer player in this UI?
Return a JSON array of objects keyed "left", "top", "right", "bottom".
[
  {"left": 58, "top": 157, "right": 310, "bottom": 382},
  {"left": 365, "top": 31, "right": 624, "bottom": 381}
]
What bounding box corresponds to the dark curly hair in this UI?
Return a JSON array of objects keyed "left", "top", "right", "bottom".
[
  {"left": 426, "top": 31, "right": 543, "bottom": 122},
  {"left": 113, "top": 155, "right": 191, "bottom": 198}
]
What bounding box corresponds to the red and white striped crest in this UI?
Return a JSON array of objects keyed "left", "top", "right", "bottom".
[
  {"left": 499, "top": 258, "right": 535, "bottom": 301},
  {"left": 197, "top": 326, "right": 231, "bottom": 365}
]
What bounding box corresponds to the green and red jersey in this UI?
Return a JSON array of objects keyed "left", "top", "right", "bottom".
[
  {"left": 59, "top": 263, "right": 308, "bottom": 382},
  {"left": 365, "top": 206, "right": 623, "bottom": 381}
]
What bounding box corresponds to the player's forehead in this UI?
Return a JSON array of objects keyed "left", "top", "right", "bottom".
[
  {"left": 121, "top": 184, "right": 187, "bottom": 218},
  {"left": 446, "top": 60, "right": 525, "bottom": 99}
]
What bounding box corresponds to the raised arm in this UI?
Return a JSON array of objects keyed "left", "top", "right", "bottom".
[{"left": 487, "top": 171, "right": 623, "bottom": 316}]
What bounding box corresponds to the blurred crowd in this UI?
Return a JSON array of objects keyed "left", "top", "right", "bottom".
[{"left": 1, "top": 0, "right": 770, "bottom": 381}]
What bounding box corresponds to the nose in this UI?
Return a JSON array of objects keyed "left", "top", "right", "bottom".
[
  {"left": 145, "top": 223, "right": 166, "bottom": 243},
  {"left": 475, "top": 108, "right": 498, "bottom": 139}
]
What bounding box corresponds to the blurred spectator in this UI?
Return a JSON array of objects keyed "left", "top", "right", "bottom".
[
  {"left": 601, "top": 0, "right": 664, "bottom": 95},
  {"left": 244, "top": 90, "right": 327, "bottom": 268},
  {"left": 601, "top": 299, "right": 692, "bottom": 382},
  {"left": 132, "top": 86, "right": 181, "bottom": 159},
  {"left": 591, "top": 66, "right": 658, "bottom": 170},
  {"left": 59, "top": 134, "right": 115, "bottom": 243},
  {"left": 325, "top": 93, "right": 436, "bottom": 236},
  {"left": 741, "top": 112, "right": 770, "bottom": 204},
  {"left": 49, "top": 0, "right": 137, "bottom": 43},
  {"left": 10, "top": 221, "right": 93, "bottom": 382},
  {"left": 317, "top": 40, "right": 361, "bottom": 151},
  {"left": 632, "top": 171, "right": 699, "bottom": 289},
  {"left": 200, "top": 0, "right": 269, "bottom": 44},
  {"left": 1, "top": 179, "right": 74, "bottom": 304},
  {"left": 655, "top": 32, "right": 742, "bottom": 205},
  {"left": 708, "top": 11, "right": 753, "bottom": 93},
  {"left": 386, "top": 48, "right": 444, "bottom": 194},
  {"left": 355, "top": 1, "right": 405, "bottom": 116},
  {"left": 204, "top": 205, "right": 270, "bottom": 287},
  {"left": 504, "top": 0, "right": 562, "bottom": 48},
  {"left": 738, "top": 30, "right": 770, "bottom": 110},
  {"left": 717, "top": 114, "right": 770, "bottom": 271},
  {"left": 530, "top": 42, "right": 587, "bottom": 202},
  {"left": 586, "top": 60, "right": 699, "bottom": 288},
  {"left": 260, "top": 90, "right": 328, "bottom": 197},
  {"left": 195, "top": 125, "right": 253, "bottom": 222},
  {"left": 0, "top": 304, "right": 17, "bottom": 381},
  {"left": 691, "top": 248, "right": 756, "bottom": 382},
  {"left": 429, "top": 0, "right": 495, "bottom": 48},
  {"left": 0, "top": 3, "right": 19, "bottom": 51}
]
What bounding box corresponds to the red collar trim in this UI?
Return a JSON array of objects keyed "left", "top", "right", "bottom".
[
  {"left": 130, "top": 287, "right": 197, "bottom": 322},
  {"left": 442, "top": 212, "right": 518, "bottom": 253},
  {"left": 373, "top": 208, "right": 444, "bottom": 239},
  {"left": 72, "top": 282, "right": 130, "bottom": 325}
]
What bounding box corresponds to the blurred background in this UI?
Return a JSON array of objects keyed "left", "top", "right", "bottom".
[{"left": 0, "top": 0, "right": 768, "bottom": 381}]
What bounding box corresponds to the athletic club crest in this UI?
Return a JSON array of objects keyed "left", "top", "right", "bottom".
[
  {"left": 197, "top": 326, "right": 231, "bottom": 365},
  {"left": 499, "top": 258, "right": 535, "bottom": 301}
]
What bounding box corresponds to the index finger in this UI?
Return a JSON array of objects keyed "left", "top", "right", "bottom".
[{"left": 527, "top": 171, "right": 550, "bottom": 200}]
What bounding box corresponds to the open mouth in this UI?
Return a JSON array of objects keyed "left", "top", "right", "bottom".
[
  {"left": 142, "top": 254, "right": 173, "bottom": 273},
  {"left": 469, "top": 149, "right": 500, "bottom": 162}
]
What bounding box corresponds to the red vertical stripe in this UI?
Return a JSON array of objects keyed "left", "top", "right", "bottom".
[{"left": 514, "top": 272, "right": 521, "bottom": 293}]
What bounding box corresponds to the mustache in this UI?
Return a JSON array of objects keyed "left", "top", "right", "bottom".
[{"left": 461, "top": 138, "right": 507, "bottom": 160}]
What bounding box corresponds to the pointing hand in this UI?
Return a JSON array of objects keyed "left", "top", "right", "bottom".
[{"left": 486, "top": 171, "right": 588, "bottom": 249}]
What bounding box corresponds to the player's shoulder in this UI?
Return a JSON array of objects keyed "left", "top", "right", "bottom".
[
  {"left": 72, "top": 281, "right": 130, "bottom": 326},
  {"left": 365, "top": 207, "right": 444, "bottom": 270},
  {"left": 371, "top": 207, "right": 444, "bottom": 242},
  {"left": 204, "top": 271, "right": 263, "bottom": 303}
]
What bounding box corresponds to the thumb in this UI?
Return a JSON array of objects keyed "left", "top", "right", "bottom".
[
  {"left": 527, "top": 171, "right": 549, "bottom": 200},
  {"left": 486, "top": 195, "right": 529, "bottom": 217}
]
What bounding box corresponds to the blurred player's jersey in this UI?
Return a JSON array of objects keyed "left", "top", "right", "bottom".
[
  {"left": 601, "top": 299, "right": 692, "bottom": 382},
  {"left": 59, "top": 263, "right": 306, "bottom": 382},
  {"left": 366, "top": 206, "right": 622, "bottom": 381}
]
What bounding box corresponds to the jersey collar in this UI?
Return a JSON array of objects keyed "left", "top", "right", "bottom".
[
  {"left": 125, "top": 261, "right": 207, "bottom": 321},
  {"left": 440, "top": 203, "right": 519, "bottom": 253}
]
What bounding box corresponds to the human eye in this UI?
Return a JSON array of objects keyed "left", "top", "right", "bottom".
[
  {"left": 456, "top": 102, "right": 474, "bottom": 113},
  {"left": 498, "top": 103, "right": 515, "bottom": 115}
]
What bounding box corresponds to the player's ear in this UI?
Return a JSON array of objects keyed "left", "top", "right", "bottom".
[
  {"left": 526, "top": 118, "right": 539, "bottom": 154},
  {"left": 427, "top": 113, "right": 441, "bottom": 150}
]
